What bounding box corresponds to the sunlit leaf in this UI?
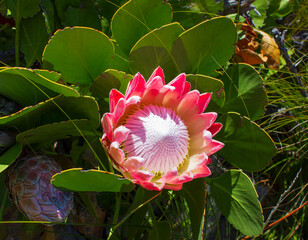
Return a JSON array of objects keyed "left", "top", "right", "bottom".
[
  {"left": 0, "top": 67, "right": 79, "bottom": 107},
  {"left": 51, "top": 168, "right": 135, "bottom": 192},
  {"left": 130, "top": 22, "right": 185, "bottom": 79},
  {"left": 43, "top": 27, "right": 114, "bottom": 85},
  {"left": 0, "top": 95, "right": 100, "bottom": 132},
  {"left": 111, "top": 0, "right": 172, "bottom": 54},
  {"left": 172, "top": 17, "right": 237, "bottom": 76},
  {"left": 211, "top": 170, "right": 264, "bottom": 237},
  {"left": 221, "top": 64, "right": 267, "bottom": 120},
  {"left": 215, "top": 112, "right": 276, "bottom": 171},
  {"left": 186, "top": 74, "right": 225, "bottom": 112}
]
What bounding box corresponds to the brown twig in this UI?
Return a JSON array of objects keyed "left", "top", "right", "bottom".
[{"left": 272, "top": 28, "right": 308, "bottom": 98}]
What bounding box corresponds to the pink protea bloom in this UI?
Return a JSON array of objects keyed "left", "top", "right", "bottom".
[{"left": 101, "top": 67, "right": 224, "bottom": 191}]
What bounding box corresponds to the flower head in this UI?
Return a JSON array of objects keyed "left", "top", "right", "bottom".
[{"left": 101, "top": 67, "right": 224, "bottom": 191}]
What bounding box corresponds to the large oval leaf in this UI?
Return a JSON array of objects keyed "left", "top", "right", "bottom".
[
  {"left": 186, "top": 74, "right": 225, "bottom": 112},
  {"left": 0, "top": 67, "right": 79, "bottom": 107},
  {"left": 51, "top": 168, "right": 135, "bottom": 192},
  {"left": 221, "top": 64, "right": 267, "bottom": 121},
  {"left": 210, "top": 170, "right": 264, "bottom": 237},
  {"left": 129, "top": 22, "right": 185, "bottom": 79},
  {"left": 215, "top": 112, "right": 276, "bottom": 171},
  {"left": 43, "top": 27, "right": 114, "bottom": 85},
  {"left": 0, "top": 95, "right": 100, "bottom": 132},
  {"left": 111, "top": 0, "right": 172, "bottom": 54},
  {"left": 172, "top": 17, "right": 237, "bottom": 76},
  {"left": 16, "top": 119, "right": 96, "bottom": 145}
]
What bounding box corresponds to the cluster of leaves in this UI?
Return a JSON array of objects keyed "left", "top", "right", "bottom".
[{"left": 0, "top": 0, "right": 306, "bottom": 239}]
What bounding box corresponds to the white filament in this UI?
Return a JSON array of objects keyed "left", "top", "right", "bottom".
[{"left": 122, "top": 105, "right": 189, "bottom": 173}]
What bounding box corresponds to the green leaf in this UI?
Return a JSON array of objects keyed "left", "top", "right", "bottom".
[
  {"left": 186, "top": 74, "right": 225, "bottom": 112},
  {"left": 0, "top": 67, "right": 79, "bottom": 107},
  {"left": 221, "top": 64, "right": 267, "bottom": 121},
  {"left": 196, "top": 0, "right": 224, "bottom": 14},
  {"left": 215, "top": 112, "right": 276, "bottom": 172},
  {"left": 172, "top": 17, "right": 237, "bottom": 76},
  {"left": 129, "top": 22, "right": 185, "bottom": 79},
  {"left": 182, "top": 178, "right": 206, "bottom": 240},
  {"left": 249, "top": 0, "right": 268, "bottom": 28},
  {"left": 109, "top": 43, "right": 131, "bottom": 73},
  {"left": 111, "top": 0, "right": 172, "bottom": 54},
  {"left": 43, "top": 27, "right": 114, "bottom": 85},
  {"left": 0, "top": 95, "right": 100, "bottom": 132},
  {"left": 211, "top": 170, "right": 264, "bottom": 237},
  {"left": 54, "top": 0, "right": 80, "bottom": 22},
  {"left": 90, "top": 69, "right": 133, "bottom": 99},
  {"left": 20, "top": 12, "right": 49, "bottom": 67},
  {"left": 148, "top": 220, "right": 171, "bottom": 240},
  {"left": 40, "top": 0, "right": 55, "bottom": 34},
  {"left": 33, "top": 69, "right": 62, "bottom": 82},
  {"left": 0, "top": 143, "right": 22, "bottom": 173},
  {"left": 7, "top": 0, "right": 40, "bottom": 19},
  {"left": 51, "top": 168, "right": 135, "bottom": 192},
  {"left": 90, "top": 69, "right": 133, "bottom": 114},
  {"left": 16, "top": 119, "right": 96, "bottom": 145},
  {"left": 63, "top": 6, "right": 102, "bottom": 30}
]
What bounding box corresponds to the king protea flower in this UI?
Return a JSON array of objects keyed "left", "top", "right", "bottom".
[{"left": 101, "top": 67, "right": 224, "bottom": 191}]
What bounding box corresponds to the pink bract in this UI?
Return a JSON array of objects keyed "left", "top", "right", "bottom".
[{"left": 101, "top": 67, "right": 224, "bottom": 191}]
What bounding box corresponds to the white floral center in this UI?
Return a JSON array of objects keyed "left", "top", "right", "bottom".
[{"left": 122, "top": 105, "right": 189, "bottom": 173}]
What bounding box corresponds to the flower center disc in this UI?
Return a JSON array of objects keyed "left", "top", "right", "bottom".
[{"left": 122, "top": 105, "right": 189, "bottom": 174}]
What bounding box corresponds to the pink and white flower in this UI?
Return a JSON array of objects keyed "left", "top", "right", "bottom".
[{"left": 101, "top": 67, "right": 224, "bottom": 191}]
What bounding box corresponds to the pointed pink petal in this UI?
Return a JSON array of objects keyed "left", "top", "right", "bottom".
[
  {"left": 182, "top": 81, "right": 191, "bottom": 96},
  {"left": 125, "top": 73, "right": 146, "bottom": 99},
  {"left": 208, "top": 123, "right": 223, "bottom": 136},
  {"left": 188, "top": 113, "right": 218, "bottom": 136},
  {"left": 192, "top": 165, "right": 211, "bottom": 178},
  {"left": 187, "top": 153, "right": 208, "bottom": 171},
  {"left": 146, "top": 76, "right": 164, "bottom": 91},
  {"left": 109, "top": 89, "right": 124, "bottom": 113},
  {"left": 164, "top": 183, "right": 183, "bottom": 191},
  {"left": 167, "top": 73, "right": 186, "bottom": 97},
  {"left": 141, "top": 88, "right": 160, "bottom": 105},
  {"left": 169, "top": 172, "right": 193, "bottom": 184},
  {"left": 112, "top": 98, "right": 125, "bottom": 124},
  {"left": 130, "top": 170, "right": 154, "bottom": 182},
  {"left": 147, "top": 67, "right": 165, "bottom": 85},
  {"left": 140, "top": 181, "right": 163, "bottom": 191},
  {"left": 160, "top": 168, "right": 178, "bottom": 182},
  {"left": 197, "top": 93, "right": 212, "bottom": 113},
  {"left": 177, "top": 90, "right": 200, "bottom": 117},
  {"left": 113, "top": 126, "right": 130, "bottom": 144},
  {"left": 121, "top": 156, "right": 145, "bottom": 170},
  {"left": 110, "top": 142, "right": 125, "bottom": 164},
  {"left": 102, "top": 113, "right": 114, "bottom": 141},
  {"left": 125, "top": 95, "right": 141, "bottom": 107},
  {"left": 202, "top": 140, "right": 224, "bottom": 156}
]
